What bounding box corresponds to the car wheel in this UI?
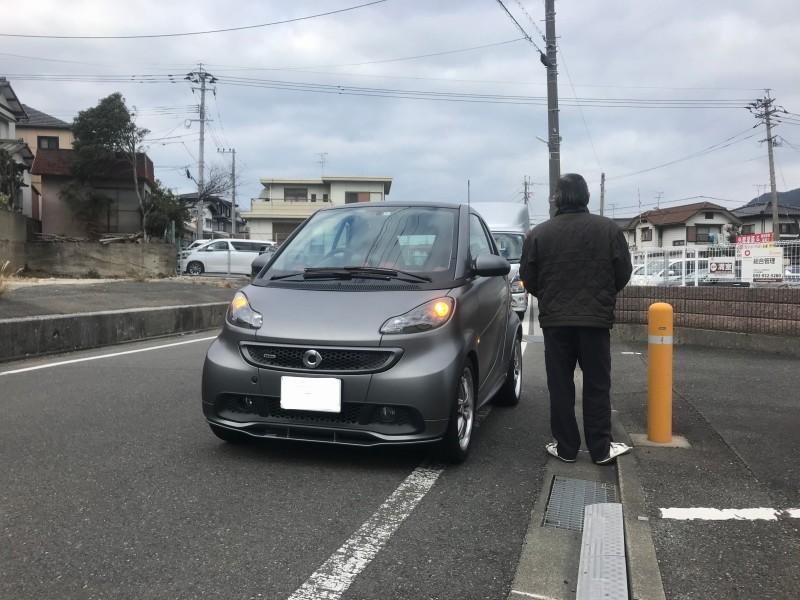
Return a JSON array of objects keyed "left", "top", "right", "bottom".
[
  {"left": 440, "top": 364, "right": 476, "bottom": 463},
  {"left": 495, "top": 334, "right": 522, "bottom": 406},
  {"left": 209, "top": 423, "right": 250, "bottom": 444},
  {"left": 187, "top": 261, "right": 204, "bottom": 276}
]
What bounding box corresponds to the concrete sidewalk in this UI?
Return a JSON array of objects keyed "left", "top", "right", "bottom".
[{"left": 0, "top": 278, "right": 244, "bottom": 362}]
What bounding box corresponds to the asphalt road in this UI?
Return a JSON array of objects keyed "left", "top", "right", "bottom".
[{"left": 0, "top": 330, "right": 552, "bottom": 600}]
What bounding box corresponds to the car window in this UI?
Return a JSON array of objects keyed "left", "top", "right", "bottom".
[
  {"left": 267, "top": 206, "right": 457, "bottom": 278},
  {"left": 231, "top": 242, "right": 262, "bottom": 252},
  {"left": 492, "top": 233, "right": 524, "bottom": 261},
  {"left": 469, "top": 214, "right": 493, "bottom": 259},
  {"left": 206, "top": 241, "right": 229, "bottom": 252}
]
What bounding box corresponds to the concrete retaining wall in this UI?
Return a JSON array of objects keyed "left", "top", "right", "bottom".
[
  {"left": 0, "top": 211, "right": 28, "bottom": 271},
  {"left": 24, "top": 242, "right": 176, "bottom": 278},
  {"left": 0, "top": 302, "right": 227, "bottom": 363}
]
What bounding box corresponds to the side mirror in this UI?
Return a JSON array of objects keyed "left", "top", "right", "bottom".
[{"left": 474, "top": 254, "right": 511, "bottom": 277}]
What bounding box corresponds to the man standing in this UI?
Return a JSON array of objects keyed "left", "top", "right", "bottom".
[{"left": 520, "top": 173, "right": 632, "bottom": 464}]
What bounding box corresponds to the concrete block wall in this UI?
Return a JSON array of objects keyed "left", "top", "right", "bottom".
[
  {"left": 0, "top": 211, "right": 29, "bottom": 272},
  {"left": 24, "top": 242, "right": 177, "bottom": 278},
  {"left": 616, "top": 286, "right": 800, "bottom": 337}
]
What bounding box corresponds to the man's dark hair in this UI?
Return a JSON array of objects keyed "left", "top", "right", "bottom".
[{"left": 554, "top": 173, "right": 590, "bottom": 209}]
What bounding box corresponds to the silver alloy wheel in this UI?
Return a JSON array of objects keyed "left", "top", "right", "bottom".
[
  {"left": 513, "top": 337, "right": 522, "bottom": 399},
  {"left": 457, "top": 367, "right": 475, "bottom": 451},
  {"left": 187, "top": 262, "right": 203, "bottom": 275}
]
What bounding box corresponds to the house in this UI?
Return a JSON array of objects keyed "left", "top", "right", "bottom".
[
  {"left": 31, "top": 148, "right": 155, "bottom": 238},
  {"left": 16, "top": 104, "right": 74, "bottom": 222},
  {"left": 243, "top": 176, "right": 393, "bottom": 243},
  {"left": 178, "top": 192, "right": 247, "bottom": 240},
  {"left": 732, "top": 189, "right": 800, "bottom": 240},
  {"left": 622, "top": 202, "right": 741, "bottom": 249},
  {"left": 0, "top": 78, "right": 34, "bottom": 214}
]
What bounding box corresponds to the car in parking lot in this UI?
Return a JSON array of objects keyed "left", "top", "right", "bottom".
[
  {"left": 181, "top": 238, "right": 275, "bottom": 275},
  {"left": 202, "top": 202, "right": 523, "bottom": 462}
]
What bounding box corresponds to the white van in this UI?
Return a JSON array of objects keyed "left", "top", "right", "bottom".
[
  {"left": 181, "top": 239, "right": 275, "bottom": 275},
  {"left": 470, "top": 202, "right": 531, "bottom": 320}
]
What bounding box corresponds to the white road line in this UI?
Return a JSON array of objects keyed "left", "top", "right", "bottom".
[
  {"left": 0, "top": 336, "right": 218, "bottom": 376},
  {"left": 510, "top": 590, "right": 561, "bottom": 600},
  {"left": 286, "top": 464, "right": 444, "bottom": 600},
  {"left": 660, "top": 507, "right": 800, "bottom": 521}
]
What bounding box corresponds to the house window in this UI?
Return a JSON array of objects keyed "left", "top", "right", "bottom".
[
  {"left": 672, "top": 240, "right": 686, "bottom": 246},
  {"left": 704, "top": 212, "right": 714, "bottom": 220},
  {"left": 285, "top": 187, "right": 308, "bottom": 202},
  {"left": 310, "top": 193, "right": 317, "bottom": 202},
  {"left": 779, "top": 222, "right": 799, "bottom": 235},
  {"left": 696, "top": 225, "right": 712, "bottom": 242},
  {"left": 641, "top": 227, "right": 653, "bottom": 242},
  {"left": 37, "top": 136, "right": 59, "bottom": 150},
  {"left": 323, "top": 193, "right": 329, "bottom": 202},
  {"left": 345, "top": 192, "right": 371, "bottom": 204},
  {"left": 741, "top": 224, "right": 755, "bottom": 234}
]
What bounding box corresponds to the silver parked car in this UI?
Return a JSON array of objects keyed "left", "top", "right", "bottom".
[{"left": 202, "top": 202, "right": 523, "bottom": 462}]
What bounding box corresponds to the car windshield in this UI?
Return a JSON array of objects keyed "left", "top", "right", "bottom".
[
  {"left": 265, "top": 206, "right": 458, "bottom": 281},
  {"left": 491, "top": 232, "right": 524, "bottom": 262}
]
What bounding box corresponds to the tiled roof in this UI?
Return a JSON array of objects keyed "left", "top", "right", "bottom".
[
  {"left": 733, "top": 203, "right": 800, "bottom": 217},
  {"left": 18, "top": 104, "right": 71, "bottom": 129},
  {"left": 623, "top": 202, "right": 740, "bottom": 229},
  {"left": 0, "top": 139, "right": 34, "bottom": 167},
  {"left": 0, "top": 78, "right": 27, "bottom": 119},
  {"left": 31, "top": 149, "right": 155, "bottom": 186}
]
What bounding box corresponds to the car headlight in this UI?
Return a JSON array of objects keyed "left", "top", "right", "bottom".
[
  {"left": 380, "top": 297, "right": 454, "bottom": 334},
  {"left": 510, "top": 277, "right": 525, "bottom": 294},
  {"left": 227, "top": 291, "right": 263, "bottom": 329}
]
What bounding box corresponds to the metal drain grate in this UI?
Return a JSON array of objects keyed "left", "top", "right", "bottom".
[{"left": 543, "top": 477, "right": 619, "bottom": 531}]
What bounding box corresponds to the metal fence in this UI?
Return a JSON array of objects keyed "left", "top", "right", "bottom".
[{"left": 629, "top": 240, "right": 800, "bottom": 286}]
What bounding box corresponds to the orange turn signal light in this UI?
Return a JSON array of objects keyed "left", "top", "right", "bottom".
[{"left": 433, "top": 300, "right": 451, "bottom": 319}]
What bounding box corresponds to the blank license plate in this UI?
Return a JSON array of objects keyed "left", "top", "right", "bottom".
[{"left": 280, "top": 376, "right": 341, "bottom": 413}]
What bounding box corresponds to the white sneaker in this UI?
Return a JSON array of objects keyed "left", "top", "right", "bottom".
[
  {"left": 545, "top": 442, "right": 576, "bottom": 463},
  {"left": 595, "top": 442, "right": 632, "bottom": 465}
]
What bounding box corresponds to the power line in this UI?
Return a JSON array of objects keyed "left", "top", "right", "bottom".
[
  {"left": 558, "top": 42, "right": 602, "bottom": 171},
  {"left": 493, "top": 0, "right": 545, "bottom": 56},
  {"left": 607, "top": 127, "right": 759, "bottom": 181},
  {"left": 0, "top": 0, "right": 389, "bottom": 39}
]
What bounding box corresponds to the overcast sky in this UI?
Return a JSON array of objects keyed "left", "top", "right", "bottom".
[{"left": 4, "top": 0, "right": 799, "bottom": 220}]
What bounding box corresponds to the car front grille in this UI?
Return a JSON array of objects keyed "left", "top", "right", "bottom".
[{"left": 241, "top": 344, "right": 400, "bottom": 373}]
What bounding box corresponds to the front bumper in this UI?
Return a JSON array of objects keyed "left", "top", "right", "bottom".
[
  {"left": 511, "top": 291, "right": 528, "bottom": 312},
  {"left": 202, "top": 332, "right": 460, "bottom": 446}
]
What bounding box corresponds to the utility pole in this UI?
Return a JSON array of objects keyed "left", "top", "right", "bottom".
[
  {"left": 599, "top": 172, "right": 606, "bottom": 216},
  {"left": 186, "top": 65, "right": 216, "bottom": 240},
  {"left": 218, "top": 148, "right": 236, "bottom": 236},
  {"left": 544, "top": 0, "right": 561, "bottom": 217},
  {"left": 317, "top": 152, "right": 328, "bottom": 176},
  {"left": 523, "top": 176, "right": 530, "bottom": 204},
  {"left": 747, "top": 91, "right": 781, "bottom": 237},
  {"left": 655, "top": 191, "right": 664, "bottom": 209},
  {"left": 467, "top": 179, "right": 471, "bottom": 207}
]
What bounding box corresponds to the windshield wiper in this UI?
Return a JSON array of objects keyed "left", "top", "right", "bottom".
[
  {"left": 339, "top": 266, "right": 432, "bottom": 282},
  {"left": 269, "top": 266, "right": 432, "bottom": 283}
]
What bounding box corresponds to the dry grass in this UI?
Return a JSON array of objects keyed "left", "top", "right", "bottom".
[{"left": 0, "top": 260, "right": 12, "bottom": 296}]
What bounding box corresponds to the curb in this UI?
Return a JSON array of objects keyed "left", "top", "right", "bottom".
[
  {"left": 612, "top": 418, "right": 668, "bottom": 600},
  {"left": 0, "top": 302, "right": 228, "bottom": 363}
]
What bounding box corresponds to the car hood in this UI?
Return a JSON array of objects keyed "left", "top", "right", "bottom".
[{"left": 244, "top": 284, "right": 451, "bottom": 346}]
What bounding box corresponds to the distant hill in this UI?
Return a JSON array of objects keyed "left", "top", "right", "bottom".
[{"left": 746, "top": 187, "right": 800, "bottom": 207}]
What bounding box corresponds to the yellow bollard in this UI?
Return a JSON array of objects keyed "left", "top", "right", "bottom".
[{"left": 647, "top": 302, "right": 673, "bottom": 443}]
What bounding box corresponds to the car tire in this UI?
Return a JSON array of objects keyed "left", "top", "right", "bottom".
[
  {"left": 494, "top": 333, "right": 522, "bottom": 406},
  {"left": 440, "top": 363, "right": 477, "bottom": 464},
  {"left": 209, "top": 423, "right": 250, "bottom": 444},
  {"left": 187, "top": 261, "right": 204, "bottom": 276}
]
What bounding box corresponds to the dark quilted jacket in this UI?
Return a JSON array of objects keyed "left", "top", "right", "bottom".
[{"left": 519, "top": 209, "right": 632, "bottom": 328}]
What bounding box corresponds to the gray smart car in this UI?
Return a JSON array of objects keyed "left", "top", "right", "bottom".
[{"left": 202, "top": 202, "right": 523, "bottom": 462}]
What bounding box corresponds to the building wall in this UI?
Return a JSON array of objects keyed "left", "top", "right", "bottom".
[
  {"left": 661, "top": 226, "right": 688, "bottom": 247},
  {"left": 41, "top": 177, "right": 144, "bottom": 238},
  {"left": 328, "top": 181, "right": 385, "bottom": 203},
  {"left": 16, "top": 126, "right": 74, "bottom": 155},
  {"left": 24, "top": 242, "right": 175, "bottom": 278}
]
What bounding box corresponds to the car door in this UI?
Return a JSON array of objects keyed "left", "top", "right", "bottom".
[
  {"left": 202, "top": 240, "right": 230, "bottom": 272},
  {"left": 468, "top": 213, "right": 510, "bottom": 391}
]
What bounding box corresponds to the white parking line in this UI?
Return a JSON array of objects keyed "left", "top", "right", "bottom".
[
  {"left": 287, "top": 464, "right": 445, "bottom": 600},
  {"left": 660, "top": 507, "right": 800, "bottom": 521},
  {"left": 0, "top": 336, "right": 218, "bottom": 376},
  {"left": 510, "top": 591, "right": 561, "bottom": 600}
]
